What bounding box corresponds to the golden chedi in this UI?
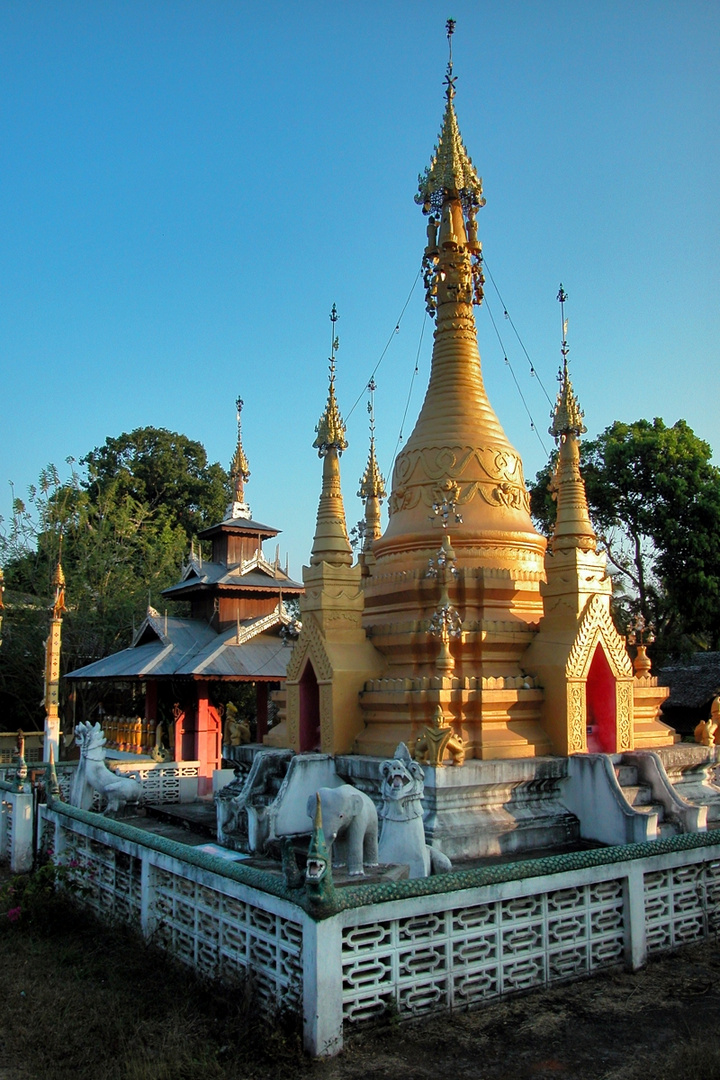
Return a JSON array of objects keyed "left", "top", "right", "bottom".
[{"left": 355, "top": 50, "right": 549, "bottom": 760}]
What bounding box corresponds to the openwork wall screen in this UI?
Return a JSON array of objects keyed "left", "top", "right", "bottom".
[
  {"left": 45, "top": 805, "right": 303, "bottom": 1017},
  {"left": 40, "top": 803, "right": 720, "bottom": 1058},
  {"left": 0, "top": 761, "right": 202, "bottom": 805},
  {"left": 341, "top": 878, "right": 625, "bottom": 1023},
  {"left": 150, "top": 869, "right": 303, "bottom": 1011},
  {"left": 644, "top": 859, "right": 720, "bottom": 952}
]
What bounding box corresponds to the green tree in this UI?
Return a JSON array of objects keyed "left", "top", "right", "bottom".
[
  {"left": 0, "top": 429, "right": 230, "bottom": 730},
  {"left": 529, "top": 418, "right": 720, "bottom": 660}
]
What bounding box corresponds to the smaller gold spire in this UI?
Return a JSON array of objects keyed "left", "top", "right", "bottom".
[
  {"left": 548, "top": 286, "right": 596, "bottom": 554},
  {"left": 230, "top": 396, "right": 251, "bottom": 503},
  {"left": 550, "top": 286, "right": 586, "bottom": 440},
  {"left": 310, "top": 307, "right": 352, "bottom": 567},
  {"left": 358, "top": 379, "right": 386, "bottom": 505},
  {"left": 358, "top": 379, "right": 386, "bottom": 566},
  {"left": 313, "top": 305, "right": 348, "bottom": 456},
  {"left": 52, "top": 551, "right": 66, "bottom": 620}
]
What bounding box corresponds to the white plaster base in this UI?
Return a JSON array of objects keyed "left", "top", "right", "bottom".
[{"left": 337, "top": 754, "right": 579, "bottom": 860}]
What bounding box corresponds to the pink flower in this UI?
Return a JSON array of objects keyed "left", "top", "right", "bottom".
[{"left": 7, "top": 907, "right": 21, "bottom": 923}]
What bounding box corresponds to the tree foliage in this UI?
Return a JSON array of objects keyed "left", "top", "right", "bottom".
[
  {"left": 530, "top": 418, "right": 720, "bottom": 660},
  {"left": 0, "top": 429, "right": 230, "bottom": 730}
]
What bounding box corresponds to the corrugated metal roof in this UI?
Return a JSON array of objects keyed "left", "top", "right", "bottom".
[
  {"left": 198, "top": 517, "right": 279, "bottom": 538},
  {"left": 66, "top": 615, "right": 291, "bottom": 681},
  {"left": 162, "top": 561, "right": 302, "bottom": 597}
]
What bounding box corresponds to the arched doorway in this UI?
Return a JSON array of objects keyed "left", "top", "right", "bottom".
[
  {"left": 299, "top": 661, "right": 321, "bottom": 752},
  {"left": 586, "top": 644, "right": 616, "bottom": 753}
]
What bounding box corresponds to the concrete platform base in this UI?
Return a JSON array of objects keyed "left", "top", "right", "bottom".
[{"left": 337, "top": 753, "right": 579, "bottom": 860}]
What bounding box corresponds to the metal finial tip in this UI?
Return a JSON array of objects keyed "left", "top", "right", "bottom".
[
  {"left": 557, "top": 284, "right": 567, "bottom": 304},
  {"left": 446, "top": 17, "right": 456, "bottom": 38},
  {"left": 330, "top": 303, "right": 338, "bottom": 324},
  {"left": 236, "top": 396, "right": 243, "bottom": 414}
]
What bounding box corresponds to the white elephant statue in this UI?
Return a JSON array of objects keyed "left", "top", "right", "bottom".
[{"left": 306, "top": 784, "right": 379, "bottom": 876}]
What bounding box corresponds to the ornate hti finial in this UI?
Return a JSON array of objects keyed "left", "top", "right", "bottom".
[
  {"left": 550, "top": 286, "right": 586, "bottom": 439},
  {"left": 547, "top": 285, "right": 596, "bottom": 555},
  {"left": 310, "top": 306, "right": 352, "bottom": 566},
  {"left": 313, "top": 305, "right": 348, "bottom": 456},
  {"left": 230, "top": 396, "right": 251, "bottom": 503},
  {"left": 416, "top": 20, "right": 485, "bottom": 315},
  {"left": 358, "top": 379, "right": 386, "bottom": 502}
]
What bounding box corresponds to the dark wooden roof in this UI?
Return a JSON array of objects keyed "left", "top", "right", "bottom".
[{"left": 657, "top": 652, "right": 720, "bottom": 710}]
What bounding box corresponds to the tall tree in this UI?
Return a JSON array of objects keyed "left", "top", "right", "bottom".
[
  {"left": 530, "top": 418, "right": 720, "bottom": 659},
  {"left": 0, "top": 429, "right": 230, "bottom": 729}
]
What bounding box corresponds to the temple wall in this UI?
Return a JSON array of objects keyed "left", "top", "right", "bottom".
[{"left": 40, "top": 799, "right": 720, "bottom": 1057}]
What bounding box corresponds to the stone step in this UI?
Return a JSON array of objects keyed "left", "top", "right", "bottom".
[
  {"left": 620, "top": 784, "right": 654, "bottom": 808},
  {"left": 615, "top": 764, "right": 638, "bottom": 786},
  {"left": 632, "top": 801, "right": 666, "bottom": 822}
]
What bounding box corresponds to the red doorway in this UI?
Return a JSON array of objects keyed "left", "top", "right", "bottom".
[
  {"left": 586, "top": 644, "right": 616, "bottom": 753},
  {"left": 299, "top": 661, "right": 321, "bottom": 752}
]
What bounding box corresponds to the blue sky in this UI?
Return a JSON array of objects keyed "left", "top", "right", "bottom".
[{"left": 1, "top": 1, "right": 718, "bottom": 579}]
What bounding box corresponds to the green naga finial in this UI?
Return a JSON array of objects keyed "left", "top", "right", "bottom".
[{"left": 305, "top": 792, "right": 336, "bottom": 914}]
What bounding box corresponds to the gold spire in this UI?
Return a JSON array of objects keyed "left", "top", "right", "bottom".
[
  {"left": 357, "top": 379, "right": 386, "bottom": 566},
  {"left": 550, "top": 287, "right": 586, "bottom": 439},
  {"left": 548, "top": 286, "right": 596, "bottom": 554},
  {"left": 313, "top": 305, "right": 348, "bottom": 456},
  {"left": 229, "top": 396, "right": 251, "bottom": 504},
  {"left": 358, "top": 382, "right": 385, "bottom": 503},
  {"left": 44, "top": 551, "right": 66, "bottom": 762},
  {"left": 51, "top": 557, "right": 66, "bottom": 620},
  {"left": 416, "top": 22, "right": 484, "bottom": 218},
  {"left": 374, "top": 32, "right": 544, "bottom": 571},
  {"left": 310, "top": 306, "right": 352, "bottom": 566}
]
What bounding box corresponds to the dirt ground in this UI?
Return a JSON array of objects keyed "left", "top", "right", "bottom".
[{"left": 311, "top": 942, "right": 720, "bottom": 1080}]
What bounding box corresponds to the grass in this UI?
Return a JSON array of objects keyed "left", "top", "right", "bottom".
[{"left": 0, "top": 866, "right": 306, "bottom": 1080}]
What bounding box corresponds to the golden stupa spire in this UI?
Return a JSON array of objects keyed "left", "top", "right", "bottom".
[
  {"left": 548, "top": 285, "right": 596, "bottom": 554},
  {"left": 374, "top": 23, "right": 544, "bottom": 571},
  {"left": 416, "top": 22, "right": 485, "bottom": 227},
  {"left": 416, "top": 18, "right": 485, "bottom": 318},
  {"left": 551, "top": 287, "right": 586, "bottom": 440},
  {"left": 310, "top": 306, "right": 353, "bottom": 566},
  {"left": 358, "top": 378, "right": 386, "bottom": 552},
  {"left": 228, "top": 396, "right": 252, "bottom": 519}
]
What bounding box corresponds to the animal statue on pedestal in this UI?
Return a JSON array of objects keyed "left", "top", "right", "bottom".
[
  {"left": 70, "top": 721, "right": 142, "bottom": 814},
  {"left": 306, "top": 785, "right": 378, "bottom": 876},
  {"left": 378, "top": 742, "right": 452, "bottom": 879}
]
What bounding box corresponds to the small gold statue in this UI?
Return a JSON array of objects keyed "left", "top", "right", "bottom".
[
  {"left": 224, "top": 702, "right": 251, "bottom": 747},
  {"left": 414, "top": 705, "right": 465, "bottom": 767},
  {"left": 695, "top": 697, "right": 720, "bottom": 747}
]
